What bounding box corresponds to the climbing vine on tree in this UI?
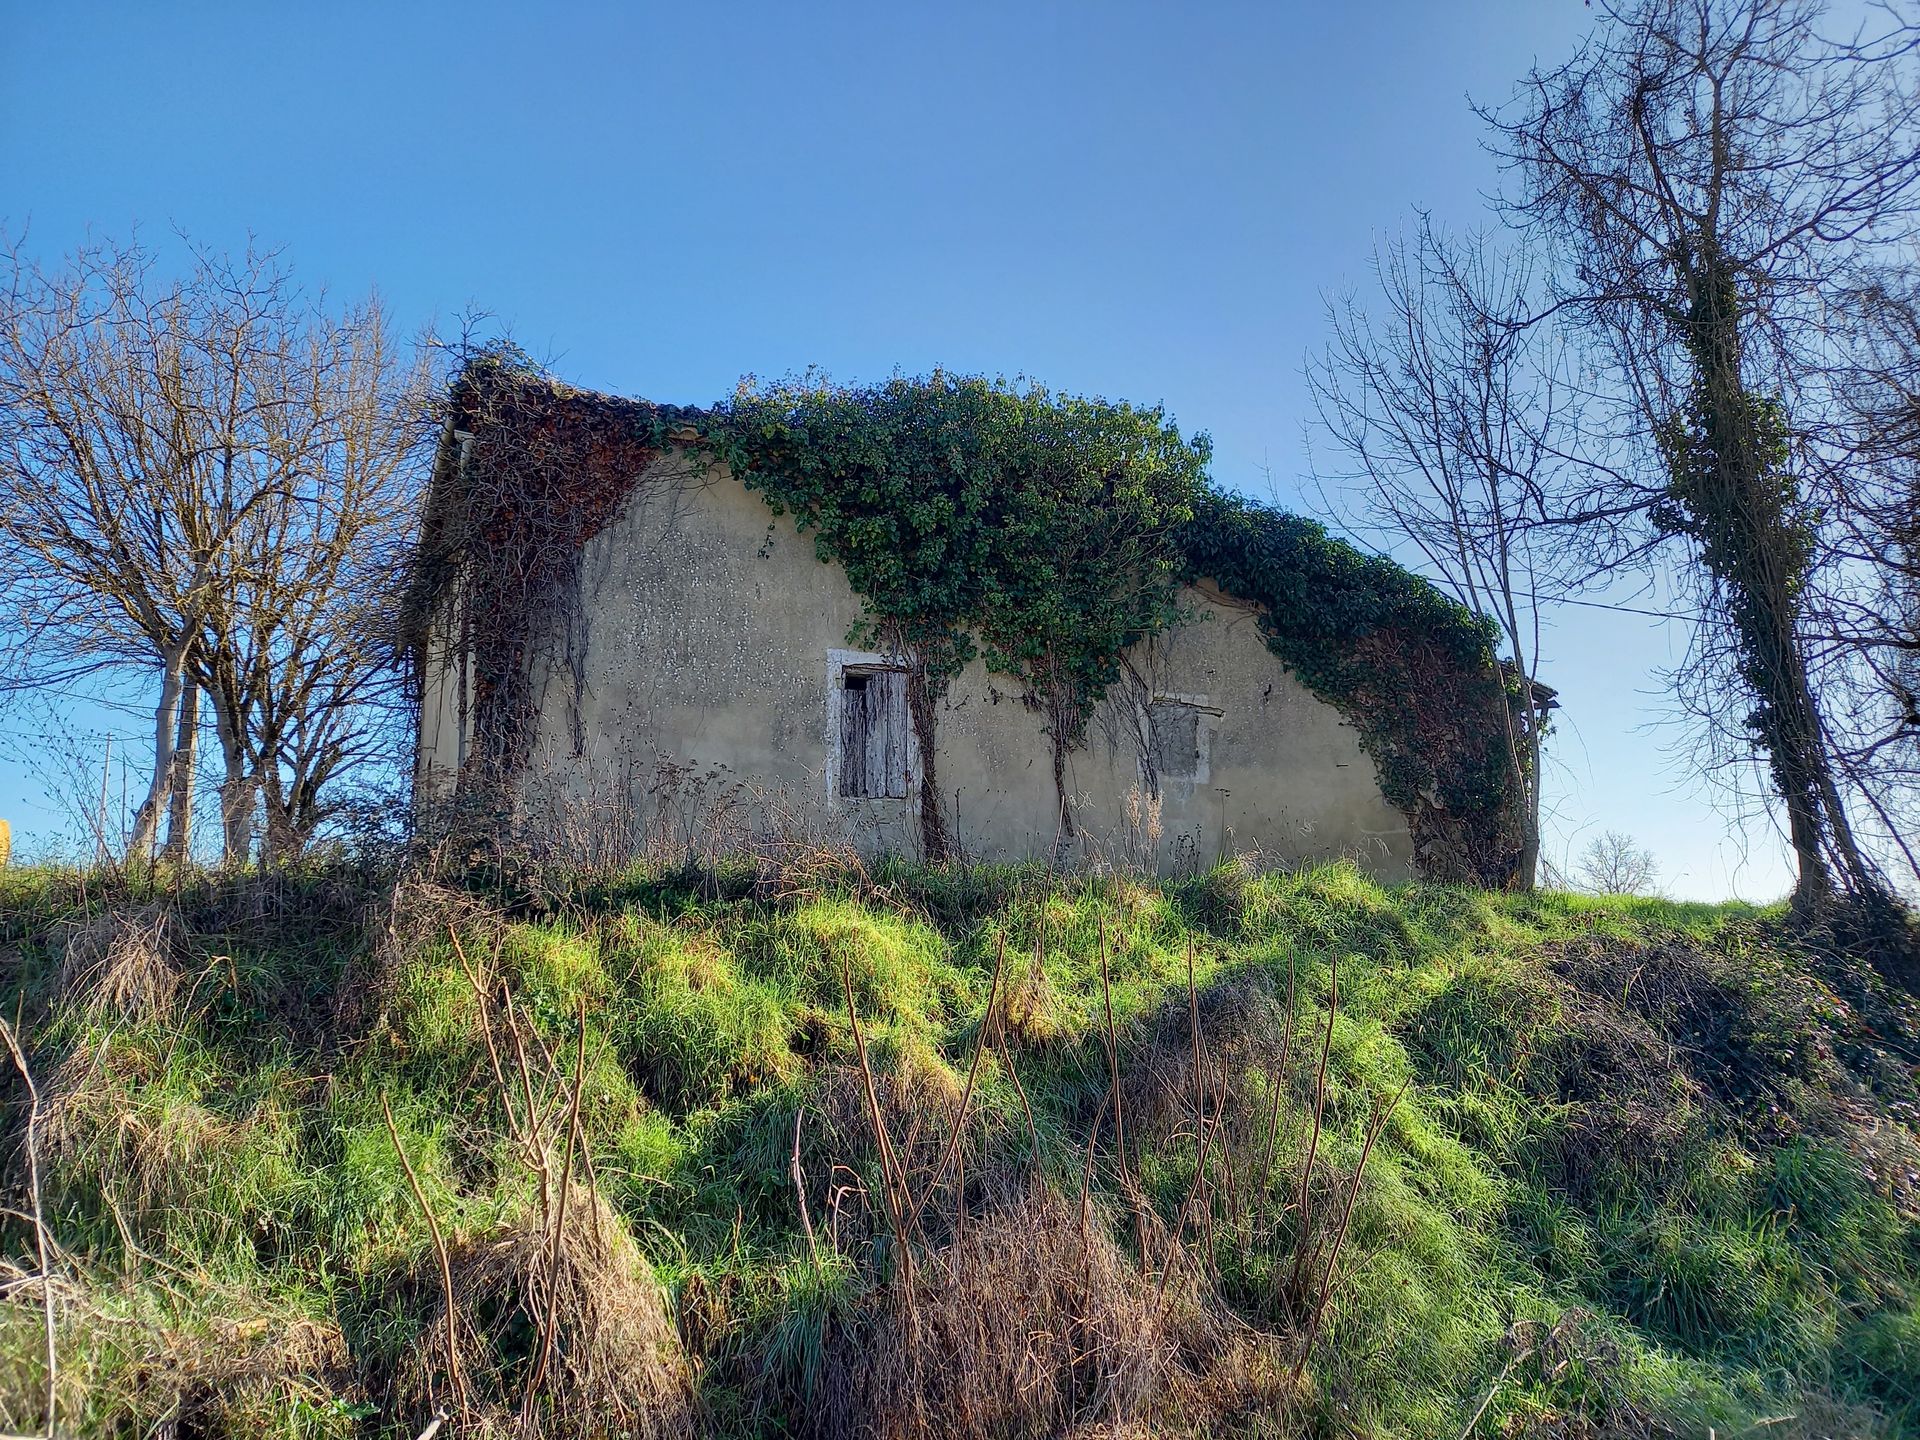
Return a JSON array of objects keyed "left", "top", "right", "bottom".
[{"left": 1653, "top": 379, "right": 1862, "bottom": 898}]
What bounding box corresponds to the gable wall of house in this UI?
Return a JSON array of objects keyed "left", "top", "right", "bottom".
[{"left": 418, "top": 446, "right": 1416, "bottom": 877}]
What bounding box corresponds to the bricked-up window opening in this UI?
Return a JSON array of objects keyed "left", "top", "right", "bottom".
[
  {"left": 840, "top": 668, "right": 910, "bottom": 798},
  {"left": 1146, "top": 696, "right": 1216, "bottom": 785}
]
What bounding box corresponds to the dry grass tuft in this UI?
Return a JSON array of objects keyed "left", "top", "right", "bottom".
[
  {"left": 401, "top": 1183, "right": 693, "bottom": 1440},
  {"left": 1124, "top": 972, "right": 1289, "bottom": 1144},
  {"left": 36, "top": 1033, "right": 295, "bottom": 1254},
  {"left": 336, "top": 876, "right": 502, "bottom": 1037},
  {"left": 1000, "top": 938, "right": 1061, "bottom": 1047},
  {"left": 0, "top": 1259, "right": 351, "bottom": 1439},
  {"left": 169, "top": 1308, "right": 349, "bottom": 1437},
  {"left": 753, "top": 835, "right": 874, "bottom": 904},
  {"left": 814, "top": 1045, "right": 973, "bottom": 1165},
  {"left": 55, "top": 903, "right": 185, "bottom": 1022},
  {"left": 1752, "top": 1393, "right": 1897, "bottom": 1440},
  {"left": 820, "top": 1187, "right": 1278, "bottom": 1440},
  {"left": 801, "top": 1045, "right": 995, "bottom": 1252}
]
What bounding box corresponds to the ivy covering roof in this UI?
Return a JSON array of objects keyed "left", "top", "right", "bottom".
[{"left": 408, "top": 358, "right": 1525, "bottom": 884}]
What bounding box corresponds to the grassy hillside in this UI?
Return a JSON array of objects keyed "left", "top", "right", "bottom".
[{"left": 1, "top": 858, "right": 1917, "bottom": 1438}]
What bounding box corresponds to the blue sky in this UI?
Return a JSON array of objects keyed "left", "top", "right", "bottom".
[{"left": 0, "top": 1, "right": 1795, "bottom": 898}]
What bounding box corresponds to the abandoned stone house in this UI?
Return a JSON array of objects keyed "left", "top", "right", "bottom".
[{"left": 407, "top": 368, "right": 1521, "bottom": 882}]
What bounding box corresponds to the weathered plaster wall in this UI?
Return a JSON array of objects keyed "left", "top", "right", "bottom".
[
  {"left": 417, "top": 623, "right": 467, "bottom": 800},
  {"left": 418, "top": 447, "right": 1415, "bottom": 879}
]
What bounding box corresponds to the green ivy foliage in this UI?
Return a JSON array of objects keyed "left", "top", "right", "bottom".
[
  {"left": 1180, "top": 491, "right": 1519, "bottom": 880},
  {"left": 421, "top": 362, "right": 1523, "bottom": 881},
  {"left": 705, "top": 372, "right": 1518, "bottom": 880},
  {"left": 1654, "top": 388, "right": 1811, "bottom": 586},
  {"left": 1654, "top": 385, "right": 1821, "bottom": 814},
  {"left": 711, "top": 371, "right": 1212, "bottom": 744}
]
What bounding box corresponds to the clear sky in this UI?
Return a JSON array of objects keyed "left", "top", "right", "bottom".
[{"left": 0, "top": 0, "right": 1797, "bottom": 899}]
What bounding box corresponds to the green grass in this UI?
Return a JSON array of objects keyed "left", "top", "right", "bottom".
[{"left": 1, "top": 858, "right": 1916, "bottom": 1437}]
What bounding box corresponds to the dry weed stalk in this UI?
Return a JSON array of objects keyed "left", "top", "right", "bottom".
[
  {"left": 996, "top": 1024, "right": 1043, "bottom": 1179},
  {"left": 1157, "top": 1082, "right": 1229, "bottom": 1305},
  {"left": 839, "top": 952, "right": 916, "bottom": 1282},
  {"left": 792, "top": 1108, "right": 822, "bottom": 1275},
  {"left": 1287, "top": 955, "right": 1338, "bottom": 1305},
  {"left": 382, "top": 1092, "right": 469, "bottom": 1417},
  {"left": 1290, "top": 1077, "right": 1407, "bottom": 1384},
  {"left": 1257, "top": 948, "right": 1300, "bottom": 1220},
  {"left": 1097, "top": 916, "right": 1151, "bottom": 1271},
  {"left": 0, "top": 1016, "right": 55, "bottom": 1439},
  {"left": 904, "top": 935, "right": 1006, "bottom": 1237}
]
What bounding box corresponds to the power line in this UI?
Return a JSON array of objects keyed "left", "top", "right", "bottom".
[
  {"left": 1515, "top": 588, "right": 1698, "bottom": 622},
  {"left": 6, "top": 685, "right": 166, "bottom": 719}
]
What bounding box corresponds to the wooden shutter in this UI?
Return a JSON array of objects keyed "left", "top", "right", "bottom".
[
  {"left": 839, "top": 669, "right": 910, "bottom": 798},
  {"left": 840, "top": 674, "right": 873, "bottom": 796},
  {"left": 873, "top": 669, "right": 909, "bottom": 798}
]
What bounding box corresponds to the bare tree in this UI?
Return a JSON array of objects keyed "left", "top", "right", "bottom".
[
  {"left": 1309, "top": 219, "right": 1578, "bottom": 888},
  {"left": 1815, "top": 271, "right": 1920, "bottom": 882},
  {"left": 1483, "top": 0, "right": 1920, "bottom": 911},
  {"left": 198, "top": 302, "right": 427, "bottom": 861},
  {"left": 1577, "top": 828, "right": 1662, "bottom": 893},
  {"left": 0, "top": 235, "right": 427, "bottom": 865}
]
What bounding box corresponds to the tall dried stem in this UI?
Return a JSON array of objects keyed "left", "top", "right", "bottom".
[
  {"left": 996, "top": 1026, "right": 1043, "bottom": 1181},
  {"left": 382, "top": 1093, "right": 468, "bottom": 1417},
  {"left": 792, "top": 1108, "right": 822, "bottom": 1276},
  {"left": 1157, "top": 1081, "right": 1228, "bottom": 1304},
  {"left": 1287, "top": 957, "right": 1337, "bottom": 1304},
  {"left": 907, "top": 934, "right": 1006, "bottom": 1234},
  {"left": 1291, "top": 1079, "right": 1408, "bottom": 1385},
  {"left": 1258, "top": 949, "right": 1300, "bottom": 1215},
  {"left": 0, "top": 1017, "right": 55, "bottom": 1439},
  {"left": 520, "top": 995, "right": 590, "bottom": 1428},
  {"left": 1097, "top": 915, "right": 1149, "bottom": 1271},
  {"left": 840, "top": 951, "right": 915, "bottom": 1286}
]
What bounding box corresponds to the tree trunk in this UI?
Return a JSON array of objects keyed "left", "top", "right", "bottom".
[
  {"left": 1489, "top": 651, "right": 1542, "bottom": 893},
  {"left": 1050, "top": 734, "right": 1076, "bottom": 854},
  {"left": 258, "top": 765, "right": 300, "bottom": 866},
  {"left": 904, "top": 660, "right": 950, "bottom": 864},
  {"left": 285, "top": 766, "right": 325, "bottom": 860},
  {"left": 1680, "top": 254, "right": 1871, "bottom": 909},
  {"left": 208, "top": 688, "right": 256, "bottom": 867},
  {"left": 1043, "top": 670, "right": 1080, "bottom": 861},
  {"left": 161, "top": 678, "right": 199, "bottom": 864},
  {"left": 1516, "top": 713, "right": 1543, "bottom": 891},
  {"left": 127, "top": 640, "right": 189, "bottom": 863},
  {"left": 219, "top": 774, "right": 257, "bottom": 868},
  {"left": 1768, "top": 641, "right": 1840, "bottom": 910}
]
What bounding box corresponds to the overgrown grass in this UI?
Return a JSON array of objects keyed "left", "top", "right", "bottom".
[{"left": 1, "top": 857, "right": 1916, "bottom": 1437}]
